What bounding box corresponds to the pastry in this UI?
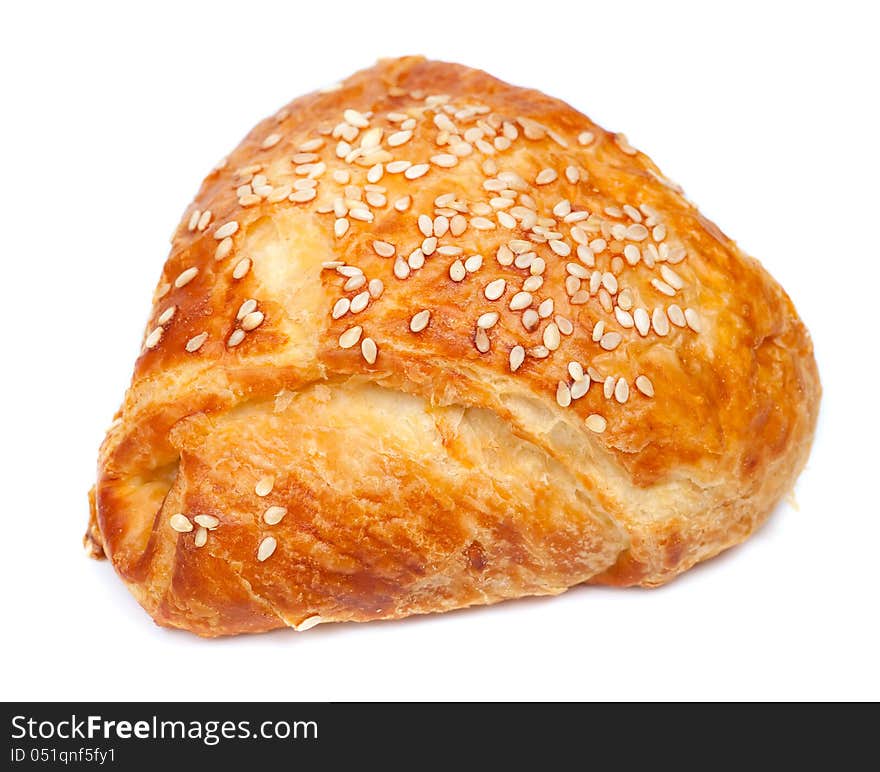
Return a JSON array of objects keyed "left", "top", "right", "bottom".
[{"left": 86, "top": 56, "right": 820, "bottom": 636}]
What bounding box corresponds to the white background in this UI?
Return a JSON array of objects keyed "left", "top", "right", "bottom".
[{"left": 2, "top": 0, "right": 877, "bottom": 701}]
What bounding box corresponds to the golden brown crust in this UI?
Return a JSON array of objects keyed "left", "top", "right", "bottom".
[{"left": 91, "top": 56, "right": 820, "bottom": 636}]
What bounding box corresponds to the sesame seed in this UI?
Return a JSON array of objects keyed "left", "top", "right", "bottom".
[
  {"left": 652, "top": 307, "right": 670, "bottom": 336},
  {"left": 144, "top": 327, "right": 163, "bottom": 349},
  {"left": 627, "top": 224, "right": 649, "bottom": 241},
  {"left": 538, "top": 298, "right": 554, "bottom": 318},
  {"left": 241, "top": 311, "right": 264, "bottom": 331},
  {"left": 556, "top": 315, "right": 574, "bottom": 335},
  {"left": 261, "top": 133, "right": 281, "bottom": 149},
  {"left": 449, "top": 260, "right": 466, "bottom": 282},
  {"left": 623, "top": 205, "right": 641, "bottom": 222},
  {"left": 194, "top": 514, "right": 220, "bottom": 529},
  {"left": 366, "top": 164, "right": 384, "bottom": 184},
  {"left": 215, "top": 237, "right": 233, "bottom": 261},
  {"left": 614, "top": 378, "right": 630, "bottom": 404},
  {"left": 615, "top": 307, "right": 634, "bottom": 328},
  {"left": 570, "top": 377, "right": 590, "bottom": 400},
  {"left": 604, "top": 375, "right": 616, "bottom": 397},
  {"left": 419, "top": 239, "right": 437, "bottom": 259},
  {"left": 255, "top": 476, "right": 274, "bottom": 497},
  {"left": 366, "top": 191, "right": 386, "bottom": 208},
  {"left": 418, "top": 214, "right": 433, "bottom": 237},
  {"left": 360, "top": 126, "right": 383, "bottom": 149},
  {"left": 197, "top": 210, "right": 212, "bottom": 231},
  {"left": 186, "top": 332, "right": 208, "bottom": 352},
  {"left": 368, "top": 279, "right": 384, "bottom": 299},
  {"left": 565, "top": 166, "right": 580, "bottom": 184},
  {"left": 339, "top": 325, "right": 363, "bottom": 348},
  {"left": 509, "top": 345, "right": 525, "bottom": 372},
  {"left": 193, "top": 526, "right": 208, "bottom": 548},
  {"left": 394, "top": 195, "right": 411, "bottom": 212},
  {"left": 523, "top": 276, "right": 543, "bottom": 293},
  {"left": 230, "top": 256, "right": 251, "bottom": 280},
  {"left": 387, "top": 130, "right": 413, "bottom": 147},
  {"left": 257, "top": 536, "right": 277, "bottom": 562},
  {"left": 227, "top": 329, "right": 245, "bottom": 347},
  {"left": 600, "top": 331, "right": 622, "bottom": 351},
  {"left": 522, "top": 309, "right": 539, "bottom": 331},
  {"left": 509, "top": 291, "right": 532, "bottom": 311},
  {"left": 263, "top": 506, "right": 287, "bottom": 525},
  {"left": 633, "top": 308, "right": 650, "bottom": 336},
  {"left": 214, "top": 221, "right": 239, "bottom": 240},
  {"left": 405, "top": 163, "right": 430, "bottom": 180},
  {"left": 344, "top": 275, "right": 366, "bottom": 291},
  {"left": 431, "top": 153, "right": 458, "bottom": 167},
  {"left": 187, "top": 210, "right": 200, "bottom": 231},
  {"left": 660, "top": 265, "right": 685, "bottom": 290},
  {"left": 409, "top": 248, "right": 427, "bottom": 268},
  {"left": 174, "top": 267, "right": 198, "bottom": 288},
  {"left": 592, "top": 320, "right": 605, "bottom": 343},
  {"left": 334, "top": 218, "right": 350, "bottom": 238},
  {"left": 299, "top": 138, "right": 324, "bottom": 152},
  {"left": 361, "top": 337, "right": 378, "bottom": 364},
  {"left": 585, "top": 414, "right": 607, "bottom": 433},
  {"left": 157, "top": 306, "right": 176, "bottom": 325},
  {"left": 465, "top": 254, "right": 483, "bottom": 272},
  {"left": 543, "top": 323, "right": 561, "bottom": 350},
  {"left": 349, "top": 208, "right": 373, "bottom": 222},
  {"left": 343, "top": 108, "right": 368, "bottom": 128},
  {"left": 170, "top": 513, "right": 192, "bottom": 533},
  {"left": 372, "top": 240, "right": 395, "bottom": 258},
  {"left": 665, "top": 304, "right": 685, "bottom": 327},
  {"left": 651, "top": 278, "right": 676, "bottom": 297},
  {"left": 476, "top": 312, "right": 499, "bottom": 329},
  {"left": 490, "top": 247, "right": 511, "bottom": 269},
  {"left": 387, "top": 160, "right": 412, "bottom": 174},
  {"left": 568, "top": 361, "right": 584, "bottom": 381},
  {"left": 350, "top": 291, "right": 370, "bottom": 314},
  {"left": 557, "top": 381, "right": 572, "bottom": 407},
  {"left": 474, "top": 327, "right": 490, "bottom": 353},
  {"left": 623, "top": 245, "right": 641, "bottom": 266},
  {"left": 685, "top": 308, "right": 702, "bottom": 333},
  {"left": 237, "top": 298, "right": 258, "bottom": 319},
  {"left": 576, "top": 245, "right": 595, "bottom": 267},
  {"left": 530, "top": 345, "right": 550, "bottom": 359},
  {"left": 577, "top": 131, "right": 595, "bottom": 146},
  {"left": 597, "top": 270, "right": 616, "bottom": 293},
  {"left": 290, "top": 189, "right": 317, "bottom": 203},
  {"left": 497, "top": 211, "right": 517, "bottom": 230},
  {"left": 535, "top": 168, "right": 557, "bottom": 185},
  {"left": 410, "top": 310, "right": 431, "bottom": 333},
  {"left": 549, "top": 239, "right": 571, "bottom": 257},
  {"left": 450, "top": 214, "right": 467, "bottom": 236},
  {"left": 635, "top": 375, "right": 655, "bottom": 397},
  {"left": 484, "top": 278, "right": 506, "bottom": 301},
  {"left": 332, "top": 297, "right": 350, "bottom": 319},
  {"left": 470, "top": 217, "right": 495, "bottom": 230},
  {"left": 393, "top": 258, "right": 410, "bottom": 280}
]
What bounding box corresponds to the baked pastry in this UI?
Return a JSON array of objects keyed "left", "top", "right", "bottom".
[{"left": 86, "top": 56, "right": 820, "bottom": 636}]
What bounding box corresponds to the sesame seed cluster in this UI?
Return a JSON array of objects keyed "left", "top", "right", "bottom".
[{"left": 142, "top": 65, "right": 708, "bottom": 568}]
